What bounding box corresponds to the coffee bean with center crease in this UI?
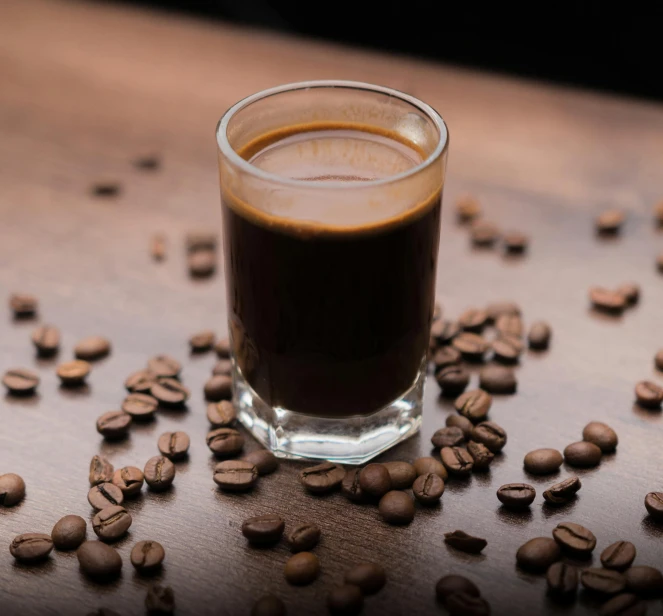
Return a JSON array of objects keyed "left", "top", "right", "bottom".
[
  {"left": 452, "top": 332, "right": 490, "bottom": 360},
  {"left": 284, "top": 552, "right": 320, "bottom": 585},
  {"left": 147, "top": 355, "right": 181, "bottom": 378},
  {"left": 454, "top": 389, "right": 492, "bottom": 422},
  {"left": 341, "top": 469, "right": 364, "bottom": 502},
  {"left": 51, "top": 515, "right": 87, "bottom": 550},
  {"left": 122, "top": 393, "right": 158, "bottom": 419},
  {"left": 441, "top": 447, "right": 474, "bottom": 476},
  {"left": 596, "top": 209, "right": 624, "bottom": 233},
  {"left": 625, "top": 566, "right": 663, "bottom": 596},
  {"left": 144, "top": 456, "right": 175, "bottom": 491},
  {"left": 287, "top": 523, "right": 321, "bottom": 553},
  {"left": 516, "top": 538, "right": 561, "bottom": 572},
  {"left": 497, "top": 483, "right": 536, "bottom": 509},
  {"left": 486, "top": 301, "right": 521, "bottom": 322},
  {"left": 92, "top": 505, "right": 132, "bottom": 541},
  {"left": 601, "top": 541, "right": 637, "bottom": 571},
  {"left": 344, "top": 562, "right": 386, "bottom": 595},
  {"left": 503, "top": 230, "right": 528, "bottom": 253},
  {"left": 496, "top": 313, "right": 524, "bottom": 338},
  {"left": 528, "top": 321, "right": 552, "bottom": 350},
  {"left": 599, "top": 594, "right": 647, "bottom": 616},
  {"left": 583, "top": 421, "right": 618, "bottom": 452},
  {"left": 383, "top": 461, "right": 416, "bottom": 489},
  {"left": 213, "top": 460, "right": 258, "bottom": 491},
  {"left": 131, "top": 540, "right": 165, "bottom": 573},
  {"left": 189, "top": 330, "right": 215, "bottom": 353},
  {"left": 10, "top": 533, "right": 54, "bottom": 562},
  {"left": 446, "top": 415, "right": 474, "bottom": 439},
  {"left": 158, "top": 431, "right": 190, "bottom": 460},
  {"left": 431, "top": 320, "right": 462, "bottom": 346},
  {"left": 492, "top": 335, "right": 524, "bottom": 363},
  {"left": 10, "top": 293, "right": 38, "bottom": 317},
  {"left": 543, "top": 477, "right": 582, "bottom": 505},
  {"left": 145, "top": 584, "right": 175, "bottom": 614},
  {"left": 150, "top": 378, "right": 189, "bottom": 406},
  {"left": 0, "top": 473, "right": 26, "bottom": 506},
  {"left": 207, "top": 401, "right": 237, "bottom": 427},
  {"left": 299, "top": 462, "right": 345, "bottom": 494},
  {"left": 471, "top": 421, "right": 507, "bottom": 453},
  {"left": 433, "top": 346, "right": 461, "bottom": 371},
  {"left": 436, "top": 365, "right": 470, "bottom": 396},
  {"left": 378, "top": 491, "right": 415, "bottom": 525},
  {"left": 89, "top": 455, "right": 114, "bottom": 486},
  {"left": 88, "top": 482, "right": 124, "bottom": 510},
  {"left": 446, "top": 593, "right": 491, "bottom": 616},
  {"left": 327, "top": 585, "right": 363, "bottom": 615},
  {"left": 590, "top": 287, "right": 627, "bottom": 314},
  {"left": 413, "top": 473, "right": 445, "bottom": 504},
  {"left": 215, "top": 337, "right": 231, "bottom": 358},
  {"left": 444, "top": 530, "right": 487, "bottom": 554},
  {"left": 524, "top": 448, "right": 563, "bottom": 475},
  {"left": 467, "top": 441, "right": 494, "bottom": 470},
  {"left": 124, "top": 370, "right": 156, "bottom": 394},
  {"left": 212, "top": 359, "right": 233, "bottom": 376},
  {"left": 564, "top": 441, "right": 602, "bottom": 467},
  {"left": 546, "top": 562, "right": 578, "bottom": 599},
  {"left": 644, "top": 492, "right": 663, "bottom": 520},
  {"left": 553, "top": 522, "right": 596, "bottom": 556},
  {"left": 459, "top": 308, "right": 488, "bottom": 332},
  {"left": 470, "top": 219, "right": 500, "bottom": 246},
  {"left": 413, "top": 457, "right": 448, "bottom": 480},
  {"left": 634, "top": 380, "right": 663, "bottom": 408},
  {"left": 479, "top": 365, "right": 517, "bottom": 394},
  {"left": 96, "top": 411, "right": 132, "bottom": 440},
  {"left": 75, "top": 336, "right": 111, "bottom": 360},
  {"left": 204, "top": 375, "right": 232, "bottom": 401},
  {"left": 207, "top": 428, "right": 245, "bottom": 457},
  {"left": 56, "top": 360, "right": 91, "bottom": 386},
  {"left": 77, "top": 541, "right": 122, "bottom": 580},
  {"left": 243, "top": 449, "right": 278, "bottom": 475},
  {"left": 112, "top": 466, "right": 144, "bottom": 497},
  {"left": 2, "top": 368, "right": 39, "bottom": 394},
  {"left": 431, "top": 426, "right": 465, "bottom": 449},
  {"left": 251, "top": 595, "right": 286, "bottom": 616},
  {"left": 435, "top": 575, "right": 480, "bottom": 605},
  {"left": 581, "top": 568, "right": 627, "bottom": 595},
  {"left": 242, "top": 514, "right": 285, "bottom": 545},
  {"left": 31, "top": 324, "right": 60, "bottom": 356}
]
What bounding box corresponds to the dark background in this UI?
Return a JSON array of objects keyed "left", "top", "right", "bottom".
[{"left": 108, "top": 0, "right": 662, "bottom": 100}]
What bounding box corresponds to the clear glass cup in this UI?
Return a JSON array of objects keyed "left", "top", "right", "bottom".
[{"left": 216, "top": 80, "right": 448, "bottom": 463}]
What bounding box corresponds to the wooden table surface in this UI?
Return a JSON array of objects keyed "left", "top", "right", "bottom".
[{"left": 1, "top": 1, "right": 663, "bottom": 614}]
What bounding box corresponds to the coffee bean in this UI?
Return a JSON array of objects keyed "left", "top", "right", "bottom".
[
  {"left": 616, "top": 282, "right": 640, "bottom": 305},
  {"left": 56, "top": 360, "right": 91, "bottom": 386},
  {"left": 51, "top": 515, "right": 86, "bottom": 550},
  {"left": 212, "top": 359, "right": 233, "bottom": 376},
  {"left": 435, "top": 575, "right": 480, "bottom": 605},
  {"left": 96, "top": 411, "right": 132, "bottom": 440},
  {"left": 299, "top": 462, "right": 345, "bottom": 494},
  {"left": 111, "top": 466, "right": 144, "bottom": 497},
  {"left": 150, "top": 378, "right": 189, "bottom": 406},
  {"left": 144, "top": 456, "right": 176, "bottom": 491},
  {"left": 242, "top": 514, "right": 285, "bottom": 545},
  {"left": 215, "top": 337, "right": 231, "bottom": 358},
  {"left": 471, "top": 421, "right": 507, "bottom": 453},
  {"left": 130, "top": 540, "right": 165, "bottom": 573},
  {"left": 378, "top": 491, "right": 415, "bottom": 525},
  {"left": 413, "top": 473, "right": 445, "bottom": 504},
  {"left": 204, "top": 374, "right": 232, "bottom": 401},
  {"left": 590, "top": 287, "right": 627, "bottom": 314},
  {"left": 492, "top": 335, "right": 524, "bottom": 362},
  {"left": 31, "top": 324, "right": 60, "bottom": 356},
  {"left": 75, "top": 336, "right": 111, "bottom": 360},
  {"left": 596, "top": 209, "right": 625, "bottom": 234},
  {"left": 327, "top": 585, "right": 363, "bottom": 615},
  {"left": 644, "top": 492, "right": 663, "bottom": 520},
  {"left": 188, "top": 249, "right": 216, "bottom": 277},
  {"left": 553, "top": 522, "right": 596, "bottom": 556},
  {"left": 431, "top": 426, "right": 465, "bottom": 449},
  {"left": 189, "top": 330, "right": 215, "bottom": 352},
  {"left": 2, "top": 368, "right": 39, "bottom": 394},
  {"left": 207, "top": 400, "right": 237, "bottom": 427},
  {"left": 122, "top": 393, "right": 159, "bottom": 419},
  {"left": 444, "top": 530, "right": 487, "bottom": 554},
  {"left": 528, "top": 321, "right": 551, "bottom": 350},
  {"left": 0, "top": 473, "right": 26, "bottom": 506},
  {"left": 9, "top": 293, "right": 38, "bottom": 317},
  {"left": 92, "top": 505, "right": 132, "bottom": 541},
  {"left": 516, "top": 538, "right": 561, "bottom": 572},
  {"left": 543, "top": 477, "right": 582, "bottom": 505},
  {"left": 150, "top": 234, "right": 166, "bottom": 261},
  {"left": 479, "top": 365, "right": 517, "bottom": 394},
  {"left": 341, "top": 468, "right": 364, "bottom": 502},
  {"left": 157, "top": 431, "right": 190, "bottom": 460},
  {"left": 564, "top": 441, "right": 602, "bottom": 467},
  {"left": 243, "top": 449, "right": 278, "bottom": 475},
  {"left": 523, "top": 448, "right": 563, "bottom": 475},
  {"left": 599, "top": 594, "right": 647, "bottom": 616},
  {"left": 634, "top": 380, "right": 663, "bottom": 408},
  {"left": 470, "top": 219, "right": 500, "bottom": 246},
  {"left": 89, "top": 455, "right": 114, "bottom": 487},
  {"left": 344, "top": 562, "right": 386, "bottom": 595},
  {"left": 601, "top": 541, "right": 637, "bottom": 571},
  {"left": 435, "top": 365, "right": 470, "bottom": 396},
  {"left": 432, "top": 346, "right": 462, "bottom": 370},
  {"left": 287, "top": 523, "right": 320, "bottom": 553},
  {"left": 454, "top": 389, "right": 492, "bottom": 422},
  {"left": 446, "top": 593, "right": 491, "bottom": 616},
  {"left": 214, "top": 460, "right": 258, "bottom": 491},
  {"left": 582, "top": 421, "right": 618, "bottom": 453},
  {"left": 546, "top": 562, "right": 578, "bottom": 599},
  {"left": 486, "top": 301, "right": 521, "bottom": 322},
  {"left": 145, "top": 584, "right": 175, "bottom": 614},
  {"left": 147, "top": 355, "right": 181, "bottom": 378},
  {"left": 497, "top": 483, "right": 536, "bottom": 509},
  {"left": 431, "top": 320, "right": 462, "bottom": 346},
  {"left": 207, "top": 427, "right": 245, "bottom": 457},
  {"left": 412, "top": 457, "right": 448, "bottom": 480},
  {"left": 251, "top": 595, "right": 286, "bottom": 616},
  {"left": 581, "top": 568, "right": 627, "bottom": 595},
  {"left": 455, "top": 195, "right": 481, "bottom": 222},
  {"left": 467, "top": 441, "right": 494, "bottom": 470},
  {"left": 383, "top": 461, "right": 416, "bottom": 489},
  {"left": 624, "top": 566, "right": 663, "bottom": 596},
  {"left": 124, "top": 370, "right": 156, "bottom": 393},
  {"left": 495, "top": 314, "right": 524, "bottom": 338},
  {"left": 459, "top": 308, "right": 488, "bottom": 332},
  {"left": 503, "top": 230, "right": 528, "bottom": 253},
  {"left": 10, "top": 533, "right": 53, "bottom": 563},
  {"left": 92, "top": 182, "right": 120, "bottom": 197},
  {"left": 77, "top": 541, "right": 122, "bottom": 580},
  {"left": 446, "top": 415, "right": 474, "bottom": 439},
  {"left": 441, "top": 447, "right": 474, "bottom": 476},
  {"left": 284, "top": 552, "right": 319, "bottom": 585},
  {"left": 88, "top": 482, "right": 124, "bottom": 510},
  {"left": 452, "top": 332, "right": 489, "bottom": 359}
]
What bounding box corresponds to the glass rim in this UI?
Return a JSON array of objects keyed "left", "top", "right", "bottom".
[{"left": 216, "top": 80, "right": 448, "bottom": 190}]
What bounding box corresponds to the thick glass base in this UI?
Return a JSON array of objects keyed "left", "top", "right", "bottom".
[{"left": 234, "top": 360, "right": 426, "bottom": 465}]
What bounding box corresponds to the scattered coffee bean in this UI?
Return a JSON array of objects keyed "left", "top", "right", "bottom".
[
  {"left": 454, "top": 389, "right": 492, "bottom": 422},
  {"left": 207, "top": 428, "right": 245, "bottom": 457},
  {"left": 89, "top": 455, "right": 114, "bottom": 486},
  {"left": 616, "top": 282, "right": 640, "bottom": 305},
  {"left": 10, "top": 533, "right": 53, "bottom": 563},
  {"left": 441, "top": 446, "right": 474, "bottom": 476},
  {"left": 444, "top": 530, "right": 487, "bottom": 554},
  {"left": 479, "top": 364, "right": 517, "bottom": 394},
  {"left": 242, "top": 514, "right": 285, "bottom": 544},
  {"left": 452, "top": 332, "right": 490, "bottom": 359},
  {"left": 188, "top": 249, "right": 216, "bottom": 277},
  {"left": 215, "top": 337, "right": 231, "bottom": 358},
  {"left": 431, "top": 320, "right": 462, "bottom": 346},
  {"left": 435, "top": 575, "right": 480, "bottom": 605},
  {"left": 543, "top": 477, "right": 582, "bottom": 505},
  {"left": 431, "top": 426, "right": 465, "bottom": 449},
  {"left": 412, "top": 457, "right": 448, "bottom": 480},
  {"left": 204, "top": 374, "right": 232, "bottom": 401},
  {"left": 92, "top": 505, "right": 132, "bottom": 541},
  {"left": 497, "top": 483, "right": 536, "bottom": 509},
  {"left": 601, "top": 541, "right": 637, "bottom": 571},
  {"left": 56, "top": 360, "right": 91, "bottom": 386},
  {"left": 486, "top": 301, "right": 521, "bottom": 322},
  {"left": 624, "top": 566, "right": 663, "bottom": 596},
  {"left": 446, "top": 414, "right": 474, "bottom": 439},
  {"left": 145, "top": 584, "right": 175, "bottom": 614},
  {"left": 189, "top": 330, "right": 215, "bottom": 352},
  {"left": 92, "top": 182, "right": 120, "bottom": 197},
  {"left": 564, "top": 441, "right": 602, "bottom": 467},
  {"left": 96, "top": 411, "right": 132, "bottom": 440},
  {"left": 207, "top": 400, "right": 237, "bottom": 427},
  {"left": 516, "top": 538, "right": 561, "bottom": 572},
  {"left": 327, "top": 585, "right": 363, "bottom": 615},
  {"left": 503, "top": 230, "right": 528, "bottom": 253},
  {"left": 157, "top": 431, "right": 190, "bottom": 460},
  {"left": 446, "top": 593, "right": 491, "bottom": 616},
  {"left": 150, "top": 234, "right": 166, "bottom": 261},
  {"left": 590, "top": 287, "right": 627, "bottom": 314},
  {"left": 2, "top": 368, "right": 39, "bottom": 394},
  {"left": 582, "top": 421, "right": 618, "bottom": 452},
  {"left": 344, "top": 562, "right": 386, "bottom": 595},
  {"left": 634, "top": 380, "right": 663, "bottom": 408},
  {"left": 213, "top": 460, "right": 258, "bottom": 491},
  {"left": 492, "top": 335, "right": 524, "bottom": 362},
  {"left": 413, "top": 473, "right": 445, "bottom": 504},
  {"left": 470, "top": 220, "right": 500, "bottom": 246},
  {"left": 459, "top": 308, "right": 488, "bottom": 332},
  {"left": 378, "top": 491, "right": 415, "bottom": 525},
  {"left": 299, "top": 462, "right": 345, "bottom": 494},
  {"left": 0, "top": 473, "right": 26, "bottom": 506},
  {"left": 596, "top": 209, "right": 625, "bottom": 234},
  {"left": 51, "top": 515, "right": 86, "bottom": 550},
  {"left": 553, "top": 521, "right": 596, "bottom": 556},
  {"left": 644, "top": 492, "right": 663, "bottom": 520},
  {"left": 144, "top": 456, "right": 176, "bottom": 491},
  {"left": 88, "top": 482, "right": 124, "bottom": 510},
  {"left": 122, "top": 393, "right": 159, "bottom": 419},
  {"left": 471, "top": 421, "right": 507, "bottom": 453},
  {"left": 77, "top": 541, "right": 122, "bottom": 580},
  {"left": 287, "top": 523, "right": 320, "bottom": 553},
  {"left": 546, "top": 562, "right": 578, "bottom": 599},
  {"left": 243, "top": 449, "right": 278, "bottom": 475},
  {"left": 495, "top": 314, "right": 524, "bottom": 338},
  {"left": 130, "top": 540, "right": 165, "bottom": 573},
  {"left": 599, "top": 593, "right": 646, "bottom": 616},
  {"left": 455, "top": 195, "right": 481, "bottom": 222},
  {"left": 432, "top": 346, "right": 462, "bottom": 370},
  {"left": 581, "top": 568, "right": 627, "bottom": 595},
  {"left": 467, "top": 441, "right": 494, "bottom": 470},
  {"left": 112, "top": 466, "right": 144, "bottom": 497},
  {"left": 147, "top": 355, "right": 181, "bottom": 378},
  {"left": 435, "top": 365, "right": 470, "bottom": 396},
  {"left": 284, "top": 552, "right": 319, "bottom": 585},
  {"left": 9, "top": 293, "right": 38, "bottom": 317},
  {"left": 150, "top": 378, "right": 189, "bottom": 406},
  {"left": 74, "top": 336, "right": 111, "bottom": 360},
  {"left": 524, "top": 448, "right": 563, "bottom": 475},
  {"left": 383, "top": 461, "right": 416, "bottom": 489},
  {"left": 251, "top": 595, "right": 286, "bottom": 616},
  {"left": 31, "top": 324, "right": 60, "bottom": 356},
  {"left": 124, "top": 370, "right": 156, "bottom": 394},
  {"left": 212, "top": 359, "right": 233, "bottom": 376},
  {"left": 527, "top": 321, "right": 551, "bottom": 350}
]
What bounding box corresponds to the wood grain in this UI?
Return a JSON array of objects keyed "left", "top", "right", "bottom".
[{"left": 1, "top": 1, "right": 663, "bottom": 614}]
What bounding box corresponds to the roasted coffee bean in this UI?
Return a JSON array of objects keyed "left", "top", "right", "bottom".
[
  {"left": 435, "top": 575, "right": 480, "bottom": 605},
  {"left": 383, "top": 461, "right": 416, "bottom": 489},
  {"left": 130, "top": 540, "right": 165, "bottom": 573},
  {"left": 582, "top": 421, "right": 618, "bottom": 452},
  {"left": 204, "top": 374, "right": 232, "bottom": 401},
  {"left": 596, "top": 209, "right": 625, "bottom": 234},
  {"left": 495, "top": 313, "right": 524, "bottom": 338},
  {"left": 344, "top": 562, "right": 386, "bottom": 595},
  {"left": 431, "top": 426, "right": 465, "bottom": 449},
  {"left": 207, "top": 428, "right": 245, "bottom": 457},
  {"left": 145, "top": 584, "right": 174, "bottom": 614},
  {"left": 92, "top": 182, "right": 120, "bottom": 197},
  {"left": 359, "top": 464, "right": 392, "bottom": 498},
  {"left": 186, "top": 231, "right": 218, "bottom": 252},
  {"left": 31, "top": 324, "right": 60, "bottom": 355},
  {"left": 0, "top": 473, "right": 26, "bottom": 506},
  {"left": 111, "top": 466, "right": 144, "bottom": 497},
  {"left": 471, "top": 421, "right": 507, "bottom": 453},
  {"left": 444, "top": 530, "right": 487, "bottom": 554},
  {"left": 56, "top": 360, "right": 91, "bottom": 386},
  {"left": 122, "top": 393, "right": 158, "bottom": 418},
  {"left": 413, "top": 473, "right": 445, "bottom": 504},
  {"left": 144, "top": 456, "right": 176, "bottom": 491},
  {"left": 243, "top": 449, "right": 278, "bottom": 475},
  {"left": 284, "top": 552, "right": 320, "bottom": 585},
  {"left": 467, "top": 441, "right": 494, "bottom": 470},
  {"left": 497, "top": 483, "right": 536, "bottom": 509},
  {"left": 9, "top": 293, "right": 38, "bottom": 317},
  {"left": 157, "top": 431, "right": 190, "bottom": 460},
  {"left": 242, "top": 514, "right": 285, "bottom": 544},
  {"left": 150, "top": 378, "right": 189, "bottom": 406},
  {"left": 431, "top": 320, "right": 462, "bottom": 346},
  {"left": 88, "top": 482, "right": 124, "bottom": 510},
  {"left": 624, "top": 566, "right": 663, "bottom": 596},
  {"left": 188, "top": 249, "right": 216, "bottom": 277},
  {"left": 590, "top": 287, "right": 627, "bottom": 314},
  {"left": 553, "top": 522, "right": 596, "bottom": 556},
  {"left": 92, "top": 506, "right": 132, "bottom": 541},
  {"left": 412, "top": 457, "right": 448, "bottom": 480},
  {"left": 299, "top": 462, "right": 345, "bottom": 494},
  {"left": 528, "top": 321, "right": 552, "bottom": 350},
  {"left": 51, "top": 515, "right": 86, "bottom": 550},
  {"left": 516, "top": 538, "right": 561, "bottom": 572},
  {"left": 543, "top": 477, "right": 582, "bottom": 505},
  {"left": 503, "top": 230, "right": 528, "bottom": 253},
  {"left": 644, "top": 492, "right": 663, "bottom": 520},
  {"left": 212, "top": 359, "right": 233, "bottom": 376},
  {"left": 564, "top": 441, "right": 602, "bottom": 467},
  {"left": 2, "top": 368, "right": 39, "bottom": 394},
  {"left": 452, "top": 332, "right": 490, "bottom": 359},
  {"left": 655, "top": 349, "right": 663, "bottom": 371},
  {"left": 124, "top": 370, "right": 156, "bottom": 393},
  {"left": 599, "top": 594, "right": 647, "bottom": 616},
  {"left": 287, "top": 523, "right": 320, "bottom": 553},
  {"left": 470, "top": 219, "right": 500, "bottom": 246},
  {"left": 341, "top": 468, "right": 364, "bottom": 501},
  {"left": 147, "top": 355, "right": 181, "bottom": 378},
  {"left": 75, "top": 336, "right": 111, "bottom": 360},
  {"left": 432, "top": 346, "right": 462, "bottom": 370},
  {"left": 546, "top": 562, "right": 578, "bottom": 599},
  {"left": 486, "top": 301, "right": 521, "bottom": 322},
  {"left": 77, "top": 541, "right": 122, "bottom": 580},
  {"left": 10, "top": 533, "right": 53, "bottom": 562},
  {"left": 213, "top": 460, "right": 258, "bottom": 491},
  {"left": 446, "top": 414, "right": 474, "bottom": 439},
  {"left": 189, "top": 330, "right": 215, "bottom": 352},
  {"left": 89, "top": 455, "right": 114, "bottom": 486},
  {"left": 459, "top": 308, "right": 488, "bottom": 332},
  {"left": 446, "top": 593, "right": 491, "bottom": 616},
  {"left": 601, "top": 541, "right": 637, "bottom": 571},
  {"left": 455, "top": 195, "right": 481, "bottom": 222},
  {"left": 251, "top": 595, "right": 287, "bottom": 616},
  {"left": 492, "top": 335, "right": 524, "bottom": 362},
  {"left": 96, "top": 411, "right": 131, "bottom": 439},
  {"left": 215, "top": 337, "right": 231, "bottom": 358},
  {"left": 616, "top": 282, "right": 640, "bottom": 305},
  {"left": 634, "top": 380, "right": 663, "bottom": 408},
  {"left": 378, "top": 491, "right": 415, "bottom": 525},
  {"left": 441, "top": 447, "right": 474, "bottom": 476},
  {"left": 150, "top": 234, "right": 166, "bottom": 261},
  {"left": 479, "top": 365, "right": 517, "bottom": 394},
  {"left": 524, "top": 448, "right": 563, "bottom": 475},
  {"left": 207, "top": 400, "right": 237, "bottom": 427},
  {"left": 454, "top": 389, "right": 492, "bottom": 422},
  {"left": 435, "top": 365, "right": 470, "bottom": 396},
  {"left": 581, "top": 568, "right": 627, "bottom": 595},
  {"left": 327, "top": 585, "right": 363, "bottom": 615}
]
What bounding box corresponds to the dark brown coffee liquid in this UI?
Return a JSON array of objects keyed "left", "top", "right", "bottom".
[{"left": 222, "top": 122, "right": 441, "bottom": 417}]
